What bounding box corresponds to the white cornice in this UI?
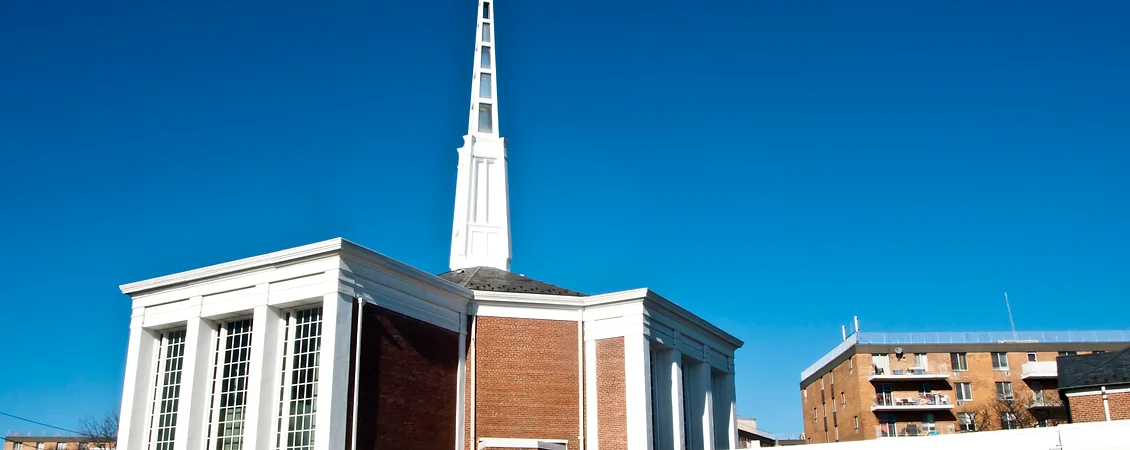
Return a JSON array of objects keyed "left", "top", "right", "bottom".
[{"left": 120, "top": 238, "right": 472, "bottom": 301}]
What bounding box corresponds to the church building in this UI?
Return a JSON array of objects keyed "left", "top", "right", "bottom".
[{"left": 113, "top": 2, "right": 743, "bottom": 450}]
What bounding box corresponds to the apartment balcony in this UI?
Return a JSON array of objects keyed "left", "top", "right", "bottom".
[
  {"left": 1021, "top": 361, "right": 1058, "bottom": 379},
  {"left": 1029, "top": 392, "right": 1064, "bottom": 410},
  {"left": 869, "top": 367, "right": 951, "bottom": 382},
  {"left": 872, "top": 393, "right": 954, "bottom": 412},
  {"left": 876, "top": 424, "right": 958, "bottom": 438}
]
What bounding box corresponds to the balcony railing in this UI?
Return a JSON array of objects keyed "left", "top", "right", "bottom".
[
  {"left": 1029, "top": 392, "right": 1064, "bottom": 409},
  {"left": 876, "top": 424, "right": 957, "bottom": 437},
  {"left": 873, "top": 393, "right": 953, "bottom": 411},
  {"left": 1021, "top": 361, "right": 1058, "bottom": 379},
  {"left": 870, "top": 367, "right": 951, "bottom": 381}
]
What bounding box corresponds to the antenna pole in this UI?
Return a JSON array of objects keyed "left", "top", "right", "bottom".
[
  {"left": 1004, "top": 292, "right": 1018, "bottom": 340},
  {"left": 854, "top": 316, "right": 860, "bottom": 333},
  {"left": 842, "top": 325, "right": 847, "bottom": 340}
]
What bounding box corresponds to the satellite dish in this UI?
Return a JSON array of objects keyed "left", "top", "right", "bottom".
[{"left": 894, "top": 347, "right": 904, "bottom": 355}]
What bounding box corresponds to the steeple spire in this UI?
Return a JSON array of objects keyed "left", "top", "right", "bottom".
[{"left": 450, "top": 0, "right": 511, "bottom": 272}]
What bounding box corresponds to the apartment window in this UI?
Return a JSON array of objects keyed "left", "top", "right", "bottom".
[
  {"left": 477, "top": 103, "right": 493, "bottom": 133},
  {"left": 918, "top": 383, "right": 932, "bottom": 394},
  {"left": 834, "top": 427, "right": 839, "bottom": 442},
  {"left": 956, "top": 382, "right": 972, "bottom": 401},
  {"left": 37, "top": 444, "right": 44, "bottom": 450},
  {"left": 207, "top": 318, "right": 254, "bottom": 450},
  {"left": 992, "top": 352, "right": 1009, "bottom": 370},
  {"left": 879, "top": 415, "right": 896, "bottom": 437},
  {"left": 813, "top": 407, "right": 817, "bottom": 423},
  {"left": 958, "top": 412, "right": 975, "bottom": 432},
  {"left": 276, "top": 307, "right": 324, "bottom": 450},
  {"left": 482, "top": 2, "right": 490, "bottom": 19},
  {"left": 854, "top": 416, "right": 859, "bottom": 433},
  {"left": 996, "top": 382, "right": 1014, "bottom": 400},
  {"left": 1027, "top": 352, "right": 1038, "bottom": 362},
  {"left": 950, "top": 352, "right": 968, "bottom": 371},
  {"left": 1001, "top": 412, "right": 1019, "bottom": 430},
  {"left": 876, "top": 383, "right": 893, "bottom": 406},
  {"left": 913, "top": 353, "right": 927, "bottom": 368},
  {"left": 55, "top": 444, "right": 65, "bottom": 450},
  {"left": 872, "top": 353, "right": 890, "bottom": 375},
  {"left": 833, "top": 411, "right": 838, "bottom": 427},
  {"left": 803, "top": 389, "right": 808, "bottom": 403},
  {"left": 480, "top": 47, "right": 491, "bottom": 69},
  {"left": 1059, "top": 351, "right": 1077, "bottom": 356},
  {"left": 479, "top": 73, "right": 492, "bottom": 98},
  {"left": 149, "top": 329, "right": 187, "bottom": 450},
  {"left": 841, "top": 391, "right": 845, "bottom": 408},
  {"left": 830, "top": 372, "right": 834, "bottom": 383},
  {"left": 922, "top": 413, "right": 936, "bottom": 433},
  {"left": 481, "top": 23, "right": 490, "bottom": 42},
  {"left": 79, "top": 445, "right": 87, "bottom": 450},
  {"left": 849, "top": 358, "right": 854, "bottom": 374},
  {"left": 11, "top": 444, "right": 20, "bottom": 450}
]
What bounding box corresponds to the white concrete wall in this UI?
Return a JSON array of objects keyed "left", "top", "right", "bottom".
[{"left": 789, "top": 419, "right": 1130, "bottom": 450}]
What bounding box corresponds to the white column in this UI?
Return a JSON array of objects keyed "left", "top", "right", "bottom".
[
  {"left": 117, "top": 311, "right": 157, "bottom": 450},
  {"left": 711, "top": 373, "right": 736, "bottom": 450},
  {"left": 244, "top": 304, "right": 284, "bottom": 450},
  {"left": 585, "top": 339, "right": 599, "bottom": 450},
  {"left": 650, "top": 349, "right": 679, "bottom": 450},
  {"left": 315, "top": 291, "right": 354, "bottom": 450},
  {"left": 684, "top": 362, "right": 713, "bottom": 450},
  {"left": 625, "top": 334, "right": 653, "bottom": 450},
  {"left": 669, "top": 351, "right": 686, "bottom": 450},
  {"left": 455, "top": 315, "right": 468, "bottom": 450},
  {"left": 175, "top": 316, "right": 215, "bottom": 450}
]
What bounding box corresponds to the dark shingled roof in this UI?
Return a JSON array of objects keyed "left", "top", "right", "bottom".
[
  {"left": 437, "top": 266, "right": 585, "bottom": 297},
  {"left": 1058, "top": 345, "right": 1130, "bottom": 390}
]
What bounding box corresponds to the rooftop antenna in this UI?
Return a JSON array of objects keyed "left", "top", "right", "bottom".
[
  {"left": 842, "top": 325, "right": 847, "bottom": 340},
  {"left": 854, "top": 315, "right": 860, "bottom": 334},
  {"left": 1004, "top": 292, "right": 1018, "bottom": 341}
]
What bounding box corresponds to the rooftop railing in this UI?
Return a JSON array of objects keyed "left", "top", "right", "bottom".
[{"left": 801, "top": 330, "right": 1130, "bottom": 381}]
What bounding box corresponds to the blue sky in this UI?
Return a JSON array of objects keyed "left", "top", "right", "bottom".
[{"left": 1, "top": 0, "right": 1128, "bottom": 437}]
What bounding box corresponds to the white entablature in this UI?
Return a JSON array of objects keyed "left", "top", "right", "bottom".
[{"left": 450, "top": 0, "right": 511, "bottom": 272}]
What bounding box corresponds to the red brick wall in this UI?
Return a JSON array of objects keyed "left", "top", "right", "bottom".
[
  {"left": 353, "top": 304, "right": 460, "bottom": 450},
  {"left": 473, "top": 317, "right": 581, "bottom": 449},
  {"left": 1069, "top": 390, "right": 1130, "bottom": 422},
  {"left": 597, "top": 338, "right": 626, "bottom": 450}
]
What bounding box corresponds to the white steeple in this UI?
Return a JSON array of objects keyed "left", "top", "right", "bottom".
[{"left": 450, "top": 0, "right": 511, "bottom": 272}]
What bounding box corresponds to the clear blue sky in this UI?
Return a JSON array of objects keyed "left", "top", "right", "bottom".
[{"left": 1, "top": 0, "right": 1128, "bottom": 437}]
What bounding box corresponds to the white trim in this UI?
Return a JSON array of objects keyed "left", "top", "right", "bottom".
[
  {"left": 175, "top": 317, "right": 213, "bottom": 450},
  {"left": 352, "top": 299, "right": 364, "bottom": 450},
  {"left": 1065, "top": 386, "right": 1130, "bottom": 397},
  {"left": 473, "top": 303, "right": 581, "bottom": 321},
  {"left": 625, "top": 333, "right": 652, "bottom": 450},
  {"left": 243, "top": 305, "right": 282, "bottom": 450},
  {"left": 116, "top": 327, "right": 157, "bottom": 450},
  {"left": 477, "top": 438, "right": 568, "bottom": 450},
  {"left": 455, "top": 316, "right": 468, "bottom": 450}
]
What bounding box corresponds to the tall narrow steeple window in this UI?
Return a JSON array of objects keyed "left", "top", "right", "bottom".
[
  {"left": 480, "top": 74, "right": 492, "bottom": 98},
  {"left": 478, "top": 104, "right": 493, "bottom": 133},
  {"left": 480, "top": 48, "right": 491, "bottom": 69},
  {"left": 483, "top": 2, "right": 490, "bottom": 19},
  {"left": 482, "top": 23, "right": 491, "bottom": 42}
]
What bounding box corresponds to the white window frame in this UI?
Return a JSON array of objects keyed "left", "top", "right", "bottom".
[
  {"left": 956, "top": 382, "right": 972, "bottom": 401},
  {"left": 997, "top": 381, "right": 1014, "bottom": 400},
  {"left": 992, "top": 352, "right": 1009, "bottom": 370},
  {"left": 959, "top": 412, "right": 975, "bottom": 432},
  {"left": 1001, "top": 412, "right": 1019, "bottom": 430},
  {"left": 148, "top": 329, "right": 188, "bottom": 450},
  {"left": 854, "top": 416, "right": 859, "bottom": 433},
  {"left": 913, "top": 353, "right": 928, "bottom": 368},
  {"left": 951, "top": 352, "right": 968, "bottom": 371},
  {"left": 275, "top": 307, "right": 324, "bottom": 450},
  {"left": 803, "top": 389, "right": 808, "bottom": 402},
  {"left": 206, "top": 318, "right": 255, "bottom": 450},
  {"left": 841, "top": 391, "right": 845, "bottom": 408},
  {"left": 1027, "top": 352, "right": 1038, "bottom": 362}
]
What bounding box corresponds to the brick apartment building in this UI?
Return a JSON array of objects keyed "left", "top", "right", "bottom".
[
  {"left": 111, "top": 3, "right": 743, "bottom": 450},
  {"left": 1058, "top": 346, "right": 1130, "bottom": 423},
  {"left": 798, "top": 330, "right": 1130, "bottom": 444}
]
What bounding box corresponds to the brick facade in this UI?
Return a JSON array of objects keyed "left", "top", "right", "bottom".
[
  {"left": 1067, "top": 390, "right": 1130, "bottom": 422},
  {"left": 351, "top": 303, "right": 461, "bottom": 450},
  {"left": 472, "top": 317, "right": 581, "bottom": 449},
  {"left": 596, "top": 338, "right": 626, "bottom": 450}
]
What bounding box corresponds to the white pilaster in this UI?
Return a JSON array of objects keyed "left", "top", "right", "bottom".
[
  {"left": 650, "top": 349, "right": 678, "bottom": 450},
  {"left": 175, "top": 316, "right": 215, "bottom": 450},
  {"left": 315, "top": 291, "right": 354, "bottom": 450},
  {"left": 117, "top": 315, "right": 157, "bottom": 450},
  {"left": 450, "top": 0, "right": 510, "bottom": 271},
  {"left": 455, "top": 316, "right": 468, "bottom": 450},
  {"left": 585, "top": 339, "right": 599, "bottom": 450},
  {"left": 625, "top": 333, "right": 653, "bottom": 450},
  {"left": 669, "top": 351, "right": 686, "bottom": 450},
  {"left": 710, "top": 373, "right": 736, "bottom": 449},
  {"left": 244, "top": 304, "right": 284, "bottom": 450},
  {"left": 684, "top": 362, "right": 713, "bottom": 450}
]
